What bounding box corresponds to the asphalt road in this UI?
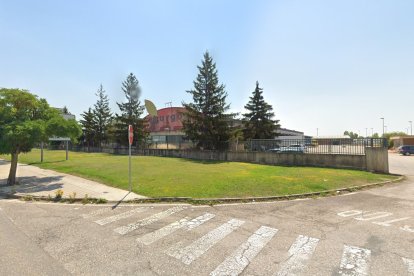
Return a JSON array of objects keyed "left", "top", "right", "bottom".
[{"left": 0, "top": 153, "right": 413, "bottom": 275}]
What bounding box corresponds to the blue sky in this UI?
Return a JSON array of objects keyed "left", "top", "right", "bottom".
[{"left": 1, "top": 0, "right": 413, "bottom": 136}]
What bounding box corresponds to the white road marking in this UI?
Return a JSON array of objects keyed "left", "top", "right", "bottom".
[
  {"left": 354, "top": 211, "right": 393, "bottom": 221},
  {"left": 138, "top": 217, "right": 190, "bottom": 245},
  {"left": 403, "top": 257, "right": 414, "bottom": 274},
  {"left": 94, "top": 207, "right": 148, "bottom": 225},
  {"left": 372, "top": 217, "right": 410, "bottom": 227},
  {"left": 337, "top": 210, "right": 363, "bottom": 217},
  {"left": 81, "top": 207, "right": 112, "bottom": 219},
  {"left": 210, "top": 226, "right": 278, "bottom": 276},
  {"left": 137, "top": 213, "right": 215, "bottom": 245},
  {"left": 114, "top": 206, "right": 186, "bottom": 235},
  {"left": 167, "top": 218, "right": 245, "bottom": 265},
  {"left": 338, "top": 245, "right": 371, "bottom": 276},
  {"left": 184, "top": 213, "right": 216, "bottom": 230},
  {"left": 276, "top": 235, "right": 319, "bottom": 276},
  {"left": 400, "top": 225, "right": 414, "bottom": 233}
]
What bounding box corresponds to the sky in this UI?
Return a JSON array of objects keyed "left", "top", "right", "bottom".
[{"left": 1, "top": 0, "right": 413, "bottom": 136}]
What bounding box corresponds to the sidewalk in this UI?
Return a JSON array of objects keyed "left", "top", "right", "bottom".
[{"left": 0, "top": 160, "right": 147, "bottom": 201}]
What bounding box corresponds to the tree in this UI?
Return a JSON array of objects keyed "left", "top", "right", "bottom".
[
  {"left": 112, "top": 73, "right": 147, "bottom": 146},
  {"left": 343, "top": 131, "right": 361, "bottom": 139},
  {"left": 242, "top": 81, "right": 280, "bottom": 139},
  {"left": 80, "top": 108, "right": 96, "bottom": 150},
  {"left": 383, "top": 131, "right": 407, "bottom": 148},
  {"left": 62, "top": 106, "right": 70, "bottom": 114},
  {"left": 182, "top": 51, "right": 232, "bottom": 150},
  {"left": 93, "top": 84, "right": 112, "bottom": 147},
  {"left": 0, "top": 88, "right": 81, "bottom": 185},
  {"left": 229, "top": 125, "right": 244, "bottom": 151}
]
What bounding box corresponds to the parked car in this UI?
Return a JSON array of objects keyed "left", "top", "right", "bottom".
[
  {"left": 398, "top": 145, "right": 414, "bottom": 156},
  {"left": 267, "top": 145, "right": 281, "bottom": 152},
  {"left": 280, "top": 144, "right": 305, "bottom": 153}
]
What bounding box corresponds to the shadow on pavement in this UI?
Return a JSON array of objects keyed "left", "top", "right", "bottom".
[
  {"left": 112, "top": 192, "right": 132, "bottom": 209},
  {"left": 0, "top": 175, "right": 64, "bottom": 196}
]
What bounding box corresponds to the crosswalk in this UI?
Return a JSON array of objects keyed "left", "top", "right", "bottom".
[
  {"left": 113, "top": 206, "right": 186, "bottom": 235},
  {"left": 166, "top": 218, "right": 245, "bottom": 265},
  {"left": 276, "top": 235, "right": 319, "bottom": 276},
  {"left": 210, "top": 226, "right": 278, "bottom": 276},
  {"left": 80, "top": 206, "right": 413, "bottom": 275}
]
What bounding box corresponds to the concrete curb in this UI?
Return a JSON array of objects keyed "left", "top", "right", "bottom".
[{"left": 0, "top": 175, "right": 405, "bottom": 205}]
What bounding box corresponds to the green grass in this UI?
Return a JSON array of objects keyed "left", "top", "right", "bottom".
[{"left": 1, "top": 149, "right": 397, "bottom": 198}]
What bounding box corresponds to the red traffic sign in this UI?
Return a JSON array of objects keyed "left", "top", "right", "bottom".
[{"left": 128, "top": 125, "right": 133, "bottom": 145}]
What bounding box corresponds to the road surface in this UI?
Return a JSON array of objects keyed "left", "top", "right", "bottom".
[{"left": 0, "top": 153, "right": 413, "bottom": 275}]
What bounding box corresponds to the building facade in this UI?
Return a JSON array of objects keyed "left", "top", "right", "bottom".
[{"left": 146, "top": 107, "right": 189, "bottom": 149}]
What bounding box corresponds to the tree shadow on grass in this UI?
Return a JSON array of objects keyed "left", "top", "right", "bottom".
[
  {"left": 179, "top": 158, "right": 228, "bottom": 165},
  {"left": 26, "top": 160, "right": 66, "bottom": 165}
]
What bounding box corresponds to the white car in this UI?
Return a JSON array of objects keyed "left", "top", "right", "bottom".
[{"left": 280, "top": 144, "right": 305, "bottom": 153}]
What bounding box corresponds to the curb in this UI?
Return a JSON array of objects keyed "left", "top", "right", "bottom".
[{"left": 0, "top": 175, "right": 405, "bottom": 205}]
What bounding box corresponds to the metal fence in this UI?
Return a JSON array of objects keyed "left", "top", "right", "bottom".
[
  {"left": 46, "top": 138, "right": 387, "bottom": 156},
  {"left": 247, "top": 138, "right": 387, "bottom": 155}
]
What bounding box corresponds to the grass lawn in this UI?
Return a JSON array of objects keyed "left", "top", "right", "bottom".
[{"left": 1, "top": 149, "right": 397, "bottom": 198}]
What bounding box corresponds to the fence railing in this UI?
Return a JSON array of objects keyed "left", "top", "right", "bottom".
[
  {"left": 47, "top": 138, "right": 387, "bottom": 156},
  {"left": 247, "top": 138, "right": 387, "bottom": 155}
]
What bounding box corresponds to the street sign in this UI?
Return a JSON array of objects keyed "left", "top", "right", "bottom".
[{"left": 128, "top": 125, "right": 133, "bottom": 145}]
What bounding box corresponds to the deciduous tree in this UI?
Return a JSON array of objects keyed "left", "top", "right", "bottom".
[{"left": 0, "top": 88, "right": 81, "bottom": 185}]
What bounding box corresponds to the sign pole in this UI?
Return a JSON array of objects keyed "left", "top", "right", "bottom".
[
  {"left": 128, "top": 125, "right": 133, "bottom": 193},
  {"left": 129, "top": 142, "right": 131, "bottom": 192}
]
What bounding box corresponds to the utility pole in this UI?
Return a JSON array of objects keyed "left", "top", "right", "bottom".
[
  {"left": 316, "top": 128, "right": 319, "bottom": 137},
  {"left": 365, "top": 128, "right": 368, "bottom": 138},
  {"left": 380, "top": 118, "right": 385, "bottom": 137},
  {"left": 409, "top": 121, "right": 413, "bottom": 136}
]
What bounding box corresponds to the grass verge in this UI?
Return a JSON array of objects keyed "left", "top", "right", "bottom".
[{"left": 1, "top": 149, "right": 398, "bottom": 198}]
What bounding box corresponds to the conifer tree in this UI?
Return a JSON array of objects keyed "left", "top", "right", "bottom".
[
  {"left": 80, "top": 107, "right": 96, "bottom": 150},
  {"left": 243, "top": 81, "right": 280, "bottom": 139},
  {"left": 182, "top": 51, "right": 232, "bottom": 150},
  {"left": 112, "top": 73, "right": 147, "bottom": 146},
  {"left": 93, "top": 84, "right": 112, "bottom": 147}
]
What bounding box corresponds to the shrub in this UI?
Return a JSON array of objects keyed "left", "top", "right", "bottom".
[
  {"left": 82, "top": 194, "right": 89, "bottom": 205},
  {"left": 96, "top": 198, "right": 107, "bottom": 204},
  {"left": 54, "top": 189, "right": 64, "bottom": 200},
  {"left": 68, "top": 192, "right": 77, "bottom": 203}
]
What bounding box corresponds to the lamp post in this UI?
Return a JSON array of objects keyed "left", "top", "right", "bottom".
[
  {"left": 316, "top": 128, "right": 319, "bottom": 137},
  {"left": 380, "top": 118, "right": 385, "bottom": 137},
  {"left": 409, "top": 121, "right": 413, "bottom": 136}
]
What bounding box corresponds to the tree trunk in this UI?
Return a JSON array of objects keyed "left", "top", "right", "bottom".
[{"left": 7, "top": 152, "right": 19, "bottom": 185}]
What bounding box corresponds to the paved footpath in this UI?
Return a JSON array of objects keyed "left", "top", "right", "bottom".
[
  {"left": 0, "top": 153, "right": 413, "bottom": 275},
  {"left": 0, "top": 159, "right": 146, "bottom": 201}
]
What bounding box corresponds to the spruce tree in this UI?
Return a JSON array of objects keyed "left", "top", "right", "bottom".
[
  {"left": 243, "top": 81, "right": 280, "bottom": 139},
  {"left": 112, "top": 73, "right": 147, "bottom": 146},
  {"left": 80, "top": 108, "right": 96, "bottom": 150},
  {"left": 182, "top": 51, "right": 232, "bottom": 150},
  {"left": 93, "top": 84, "right": 112, "bottom": 147}
]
